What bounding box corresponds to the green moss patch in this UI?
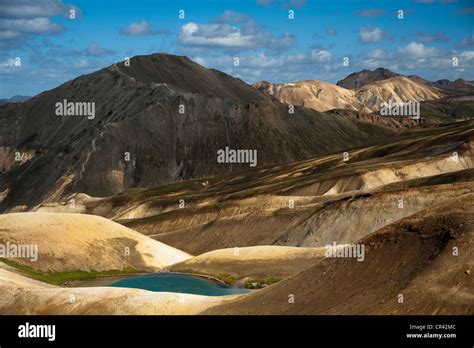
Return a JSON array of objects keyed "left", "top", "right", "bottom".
[{"left": 0, "top": 258, "right": 140, "bottom": 285}]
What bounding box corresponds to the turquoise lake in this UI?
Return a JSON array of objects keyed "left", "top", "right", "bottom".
[{"left": 110, "top": 273, "right": 249, "bottom": 296}]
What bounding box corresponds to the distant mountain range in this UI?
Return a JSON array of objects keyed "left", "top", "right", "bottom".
[
  {"left": 0, "top": 95, "right": 30, "bottom": 106},
  {"left": 255, "top": 68, "right": 474, "bottom": 113},
  {"left": 431, "top": 78, "right": 474, "bottom": 93},
  {"left": 336, "top": 67, "right": 474, "bottom": 93}
]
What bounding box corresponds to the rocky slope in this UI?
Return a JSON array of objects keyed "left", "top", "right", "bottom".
[{"left": 205, "top": 194, "right": 474, "bottom": 314}]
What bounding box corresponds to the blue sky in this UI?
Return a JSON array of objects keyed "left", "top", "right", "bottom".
[{"left": 1, "top": 0, "right": 473, "bottom": 98}]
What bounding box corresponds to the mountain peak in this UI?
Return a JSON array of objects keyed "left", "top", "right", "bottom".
[
  {"left": 374, "top": 67, "right": 392, "bottom": 72},
  {"left": 337, "top": 68, "right": 400, "bottom": 89},
  {"left": 115, "top": 53, "right": 264, "bottom": 101}
]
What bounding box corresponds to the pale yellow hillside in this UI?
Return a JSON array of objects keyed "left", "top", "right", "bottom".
[
  {"left": 0, "top": 212, "right": 191, "bottom": 272},
  {"left": 355, "top": 76, "right": 444, "bottom": 110},
  {"left": 171, "top": 245, "right": 327, "bottom": 280},
  {"left": 254, "top": 80, "right": 367, "bottom": 112},
  {"left": 254, "top": 76, "right": 444, "bottom": 113}
]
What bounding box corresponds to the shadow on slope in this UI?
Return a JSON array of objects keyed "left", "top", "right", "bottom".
[{"left": 204, "top": 194, "right": 474, "bottom": 315}]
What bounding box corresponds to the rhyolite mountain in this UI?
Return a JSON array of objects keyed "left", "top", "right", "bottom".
[
  {"left": 254, "top": 80, "right": 369, "bottom": 112},
  {"left": 0, "top": 53, "right": 396, "bottom": 211},
  {"left": 337, "top": 68, "right": 474, "bottom": 96},
  {"left": 254, "top": 76, "right": 444, "bottom": 112}
]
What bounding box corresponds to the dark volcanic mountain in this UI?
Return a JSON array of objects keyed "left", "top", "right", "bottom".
[
  {"left": 432, "top": 79, "right": 474, "bottom": 88},
  {"left": 0, "top": 53, "right": 397, "bottom": 211},
  {"left": 336, "top": 67, "right": 400, "bottom": 89},
  {"left": 431, "top": 78, "right": 474, "bottom": 95}
]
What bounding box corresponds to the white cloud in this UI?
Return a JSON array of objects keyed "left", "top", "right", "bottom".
[
  {"left": 85, "top": 43, "right": 115, "bottom": 57},
  {"left": 0, "top": 17, "right": 63, "bottom": 35},
  {"left": 119, "top": 21, "right": 170, "bottom": 36},
  {"left": 191, "top": 53, "right": 283, "bottom": 69},
  {"left": 0, "top": 0, "right": 78, "bottom": 18},
  {"left": 285, "top": 50, "right": 332, "bottom": 65},
  {"left": 0, "top": 58, "right": 21, "bottom": 73},
  {"left": 72, "top": 59, "right": 89, "bottom": 68},
  {"left": 179, "top": 21, "right": 294, "bottom": 51},
  {"left": 459, "top": 33, "right": 474, "bottom": 48},
  {"left": 367, "top": 49, "right": 388, "bottom": 59},
  {"left": 459, "top": 51, "right": 474, "bottom": 61},
  {"left": 397, "top": 42, "right": 438, "bottom": 58},
  {"left": 0, "top": 30, "right": 20, "bottom": 39},
  {"left": 189, "top": 49, "right": 336, "bottom": 84},
  {"left": 1, "top": 58, "right": 17, "bottom": 68},
  {"left": 191, "top": 55, "right": 234, "bottom": 68},
  {"left": 359, "top": 26, "right": 386, "bottom": 43},
  {"left": 0, "top": 0, "right": 80, "bottom": 49},
  {"left": 286, "top": 53, "right": 307, "bottom": 64},
  {"left": 246, "top": 53, "right": 284, "bottom": 68},
  {"left": 311, "top": 49, "right": 331, "bottom": 62},
  {"left": 180, "top": 22, "right": 254, "bottom": 48}
]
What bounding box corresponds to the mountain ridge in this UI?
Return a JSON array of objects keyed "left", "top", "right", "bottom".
[
  {"left": 0, "top": 53, "right": 398, "bottom": 212},
  {"left": 336, "top": 67, "right": 401, "bottom": 89}
]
